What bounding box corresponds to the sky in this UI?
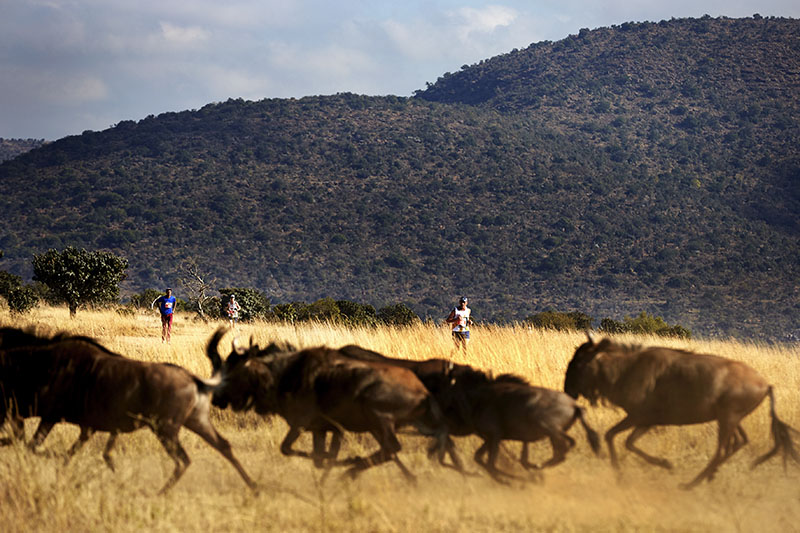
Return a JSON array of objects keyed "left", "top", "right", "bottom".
[{"left": 1, "top": 1, "right": 798, "bottom": 140}]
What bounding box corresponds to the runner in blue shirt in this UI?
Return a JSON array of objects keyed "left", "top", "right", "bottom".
[{"left": 152, "top": 288, "right": 177, "bottom": 343}]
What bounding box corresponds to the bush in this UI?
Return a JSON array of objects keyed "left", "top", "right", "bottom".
[
  {"left": 6, "top": 285, "right": 38, "bottom": 314},
  {"left": 129, "top": 288, "right": 165, "bottom": 309},
  {"left": 377, "top": 303, "right": 420, "bottom": 326},
  {"left": 526, "top": 310, "right": 594, "bottom": 331},
  {"left": 297, "top": 298, "right": 341, "bottom": 322},
  {"left": 0, "top": 271, "right": 22, "bottom": 297},
  {"left": 599, "top": 311, "right": 691, "bottom": 338},
  {"left": 272, "top": 302, "right": 308, "bottom": 323},
  {"left": 218, "top": 287, "right": 271, "bottom": 322},
  {"left": 336, "top": 299, "right": 378, "bottom": 327}
]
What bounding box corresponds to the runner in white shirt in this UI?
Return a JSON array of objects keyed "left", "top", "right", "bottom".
[{"left": 445, "top": 296, "right": 472, "bottom": 351}]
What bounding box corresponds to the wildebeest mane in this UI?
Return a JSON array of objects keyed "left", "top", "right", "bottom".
[{"left": 494, "top": 373, "right": 530, "bottom": 385}]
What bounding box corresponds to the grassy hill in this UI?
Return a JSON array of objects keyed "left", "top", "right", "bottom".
[
  {"left": 1, "top": 16, "right": 798, "bottom": 339},
  {"left": 0, "top": 138, "right": 46, "bottom": 163}
]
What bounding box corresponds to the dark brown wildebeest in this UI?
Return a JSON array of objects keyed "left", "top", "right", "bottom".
[
  {"left": 205, "top": 328, "right": 448, "bottom": 482},
  {"left": 0, "top": 327, "right": 104, "bottom": 445},
  {"left": 0, "top": 328, "right": 256, "bottom": 494},
  {"left": 338, "top": 345, "right": 600, "bottom": 481},
  {"left": 432, "top": 365, "right": 601, "bottom": 482},
  {"left": 564, "top": 334, "right": 800, "bottom": 489}
]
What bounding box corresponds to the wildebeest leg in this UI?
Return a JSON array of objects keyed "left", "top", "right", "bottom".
[
  {"left": 64, "top": 426, "right": 95, "bottom": 464},
  {"left": 604, "top": 416, "right": 637, "bottom": 468},
  {"left": 476, "top": 438, "right": 521, "bottom": 484},
  {"left": 624, "top": 425, "right": 672, "bottom": 469},
  {"left": 102, "top": 433, "right": 118, "bottom": 471},
  {"left": 427, "top": 436, "right": 469, "bottom": 474},
  {"left": 723, "top": 426, "right": 748, "bottom": 459},
  {"left": 345, "top": 419, "right": 413, "bottom": 482},
  {"left": 280, "top": 425, "right": 313, "bottom": 460},
  {"left": 28, "top": 420, "right": 56, "bottom": 454},
  {"left": 520, "top": 442, "right": 534, "bottom": 469},
  {"left": 538, "top": 432, "right": 575, "bottom": 469},
  {"left": 319, "top": 429, "right": 344, "bottom": 483},
  {"left": 183, "top": 414, "right": 257, "bottom": 491},
  {"left": 326, "top": 430, "right": 343, "bottom": 459},
  {"left": 680, "top": 418, "right": 737, "bottom": 490},
  {"left": 156, "top": 434, "right": 191, "bottom": 495},
  {"left": 311, "top": 429, "right": 331, "bottom": 468},
  {"left": 0, "top": 415, "right": 25, "bottom": 446}
]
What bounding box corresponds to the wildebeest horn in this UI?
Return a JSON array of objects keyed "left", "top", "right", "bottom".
[
  {"left": 586, "top": 330, "right": 596, "bottom": 345},
  {"left": 232, "top": 336, "right": 247, "bottom": 355}
]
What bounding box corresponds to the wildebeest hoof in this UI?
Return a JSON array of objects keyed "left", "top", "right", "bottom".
[{"left": 655, "top": 459, "right": 673, "bottom": 470}]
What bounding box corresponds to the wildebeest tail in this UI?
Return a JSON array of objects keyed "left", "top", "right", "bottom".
[
  {"left": 192, "top": 375, "right": 221, "bottom": 396},
  {"left": 752, "top": 386, "right": 800, "bottom": 470},
  {"left": 576, "top": 406, "right": 601, "bottom": 455},
  {"left": 205, "top": 327, "right": 227, "bottom": 374}
]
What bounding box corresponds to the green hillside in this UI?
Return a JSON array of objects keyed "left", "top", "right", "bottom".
[
  {"left": 0, "top": 138, "right": 47, "bottom": 163},
  {"left": 1, "top": 16, "right": 798, "bottom": 339}
]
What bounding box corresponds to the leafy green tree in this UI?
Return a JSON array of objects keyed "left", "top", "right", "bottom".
[
  {"left": 377, "top": 303, "right": 420, "bottom": 326},
  {"left": 7, "top": 285, "right": 38, "bottom": 314},
  {"left": 219, "top": 287, "right": 271, "bottom": 322},
  {"left": 336, "top": 299, "right": 378, "bottom": 327},
  {"left": 272, "top": 302, "right": 308, "bottom": 323},
  {"left": 129, "top": 288, "right": 165, "bottom": 309},
  {"left": 299, "top": 297, "right": 341, "bottom": 322},
  {"left": 599, "top": 312, "right": 690, "bottom": 339},
  {"left": 0, "top": 270, "right": 22, "bottom": 296},
  {"left": 32, "top": 247, "right": 128, "bottom": 316}
]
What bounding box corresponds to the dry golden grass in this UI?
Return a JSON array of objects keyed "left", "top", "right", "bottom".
[{"left": 1, "top": 306, "right": 799, "bottom": 532}]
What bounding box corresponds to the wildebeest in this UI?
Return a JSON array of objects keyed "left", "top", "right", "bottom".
[
  {"left": 0, "top": 327, "right": 104, "bottom": 445},
  {"left": 0, "top": 327, "right": 256, "bottom": 494},
  {"left": 564, "top": 333, "right": 800, "bottom": 489},
  {"left": 445, "top": 366, "right": 601, "bottom": 482},
  {"left": 338, "top": 344, "right": 600, "bottom": 481},
  {"left": 206, "top": 328, "right": 448, "bottom": 481}
]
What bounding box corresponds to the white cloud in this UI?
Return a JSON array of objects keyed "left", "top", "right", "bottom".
[
  {"left": 159, "top": 21, "right": 210, "bottom": 47},
  {"left": 0, "top": 66, "right": 107, "bottom": 105},
  {"left": 450, "top": 5, "right": 518, "bottom": 38}
]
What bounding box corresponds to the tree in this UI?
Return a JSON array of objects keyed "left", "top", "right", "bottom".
[
  {"left": 178, "top": 259, "right": 217, "bottom": 318},
  {"left": 32, "top": 247, "right": 128, "bottom": 316},
  {"left": 6, "top": 285, "right": 38, "bottom": 314},
  {"left": 218, "top": 287, "right": 271, "bottom": 322},
  {"left": 377, "top": 303, "right": 420, "bottom": 326}
]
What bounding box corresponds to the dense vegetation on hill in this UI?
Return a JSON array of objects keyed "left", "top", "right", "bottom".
[
  {"left": 0, "top": 16, "right": 797, "bottom": 339},
  {"left": 0, "top": 138, "right": 47, "bottom": 162}
]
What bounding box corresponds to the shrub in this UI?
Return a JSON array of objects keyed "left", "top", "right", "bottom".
[
  {"left": 299, "top": 297, "right": 341, "bottom": 322},
  {"left": 129, "top": 288, "right": 165, "bottom": 309},
  {"left": 0, "top": 271, "right": 22, "bottom": 297},
  {"left": 526, "top": 310, "right": 594, "bottom": 331},
  {"left": 336, "top": 300, "right": 378, "bottom": 327},
  {"left": 272, "top": 302, "right": 309, "bottom": 323},
  {"left": 218, "top": 287, "right": 271, "bottom": 322},
  {"left": 6, "top": 285, "right": 38, "bottom": 314},
  {"left": 599, "top": 311, "right": 691, "bottom": 338},
  {"left": 377, "top": 303, "right": 420, "bottom": 326}
]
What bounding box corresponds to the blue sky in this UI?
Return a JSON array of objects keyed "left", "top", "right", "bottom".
[{"left": 1, "top": 1, "right": 798, "bottom": 140}]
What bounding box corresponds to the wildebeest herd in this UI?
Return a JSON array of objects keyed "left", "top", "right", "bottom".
[{"left": 0, "top": 326, "right": 797, "bottom": 494}]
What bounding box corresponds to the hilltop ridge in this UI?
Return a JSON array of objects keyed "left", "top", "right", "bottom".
[{"left": 1, "top": 16, "right": 798, "bottom": 339}]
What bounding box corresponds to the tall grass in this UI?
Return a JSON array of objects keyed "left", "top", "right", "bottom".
[{"left": 1, "top": 306, "right": 799, "bottom": 532}]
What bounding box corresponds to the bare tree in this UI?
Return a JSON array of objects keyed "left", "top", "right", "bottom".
[{"left": 178, "top": 260, "right": 217, "bottom": 319}]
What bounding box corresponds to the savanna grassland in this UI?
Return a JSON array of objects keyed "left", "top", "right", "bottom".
[{"left": 1, "top": 306, "right": 799, "bottom": 532}]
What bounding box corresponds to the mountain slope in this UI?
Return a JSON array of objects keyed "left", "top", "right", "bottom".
[{"left": 1, "top": 16, "right": 798, "bottom": 339}]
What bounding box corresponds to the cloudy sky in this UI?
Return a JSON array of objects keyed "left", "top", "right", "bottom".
[{"left": 2, "top": 1, "right": 798, "bottom": 140}]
